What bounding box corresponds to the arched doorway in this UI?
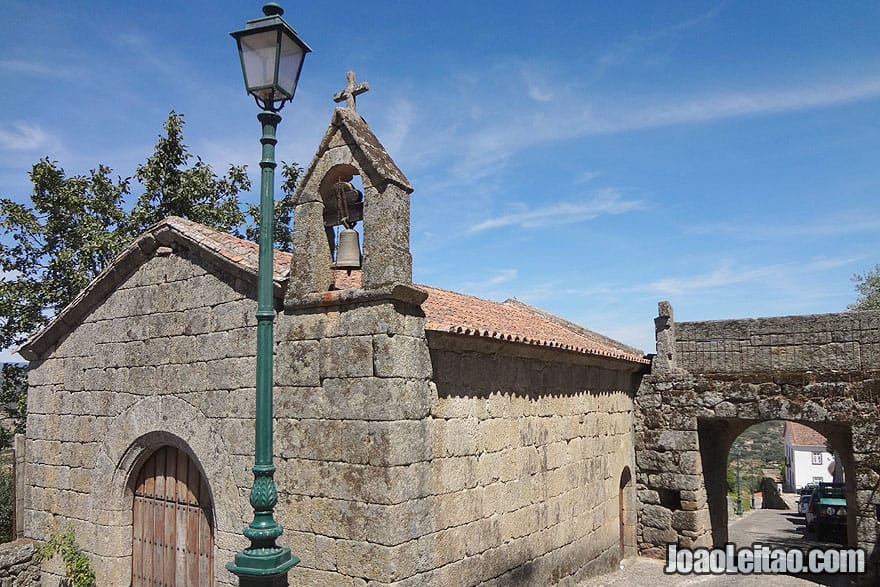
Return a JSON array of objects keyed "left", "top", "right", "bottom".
[
  {"left": 699, "top": 418, "right": 855, "bottom": 548},
  {"left": 131, "top": 445, "right": 214, "bottom": 587},
  {"left": 619, "top": 466, "right": 636, "bottom": 559}
]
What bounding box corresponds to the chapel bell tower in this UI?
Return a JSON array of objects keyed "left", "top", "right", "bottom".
[{"left": 285, "top": 71, "right": 424, "bottom": 308}]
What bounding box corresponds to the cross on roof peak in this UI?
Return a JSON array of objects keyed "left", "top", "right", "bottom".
[{"left": 333, "top": 70, "right": 370, "bottom": 111}]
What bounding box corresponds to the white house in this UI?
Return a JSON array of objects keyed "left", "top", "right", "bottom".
[{"left": 784, "top": 421, "right": 836, "bottom": 491}]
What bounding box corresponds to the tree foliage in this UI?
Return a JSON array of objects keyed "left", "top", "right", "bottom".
[
  {"left": 129, "top": 112, "right": 249, "bottom": 235},
  {"left": 0, "top": 161, "right": 131, "bottom": 352},
  {"left": 0, "top": 469, "right": 11, "bottom": 543},
  {"left": 0, "top": 111, "right": 300, "bottom": 442},
  {"left": 849, "top": 264, "right": 880, "bottom": 312},
  {"left": 245, "top": 161, "right": 302, "bottom": 253}
]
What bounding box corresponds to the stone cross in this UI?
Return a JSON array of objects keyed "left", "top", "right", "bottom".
[{"left": 333, "top": 71, "right": 370, "bottom": 111}]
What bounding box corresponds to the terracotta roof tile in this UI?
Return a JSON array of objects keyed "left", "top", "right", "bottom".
[
  {"left": 164, "top": 217, "right": 293, "bottom": 281},
  {"left": 330, "top": 271, "right": 647, "bottom": 364},
  {"left": 139, "top": 219, "right": 648, "bottom": 365},
  {"left": 786, "top": 422, "right": 828, "bottom": 447}
]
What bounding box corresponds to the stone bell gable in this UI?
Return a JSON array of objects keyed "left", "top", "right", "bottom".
[{"left": 286, "top": 103, "right": 415, "bottom": 304}]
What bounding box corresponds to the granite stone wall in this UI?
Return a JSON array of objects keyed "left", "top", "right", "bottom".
[
  {"left": 268, "top": 298, "right": 436, "bottom": 586},
  {"left": 674, "top": 312, "right": 880, "bottom": 373},
  {"left": 24, "top": 239, "right": 645, "bottom": 586},
  {"left": 0, "top": 540, "right": 39, "bottom": 586},
  {"left": 422, "top": 333, "right": 640, "bottom": 585}
]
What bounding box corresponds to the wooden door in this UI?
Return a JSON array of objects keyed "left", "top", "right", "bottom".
[{"left": 132, "top": 446, "right": 213, "bottom": 587}]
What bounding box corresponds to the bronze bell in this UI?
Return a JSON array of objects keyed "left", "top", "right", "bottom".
[{"left": 334, "top": 228, "right": 361, "bottom": 269}]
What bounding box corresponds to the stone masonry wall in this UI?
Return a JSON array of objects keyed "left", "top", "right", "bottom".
[
  {"left": 674, "top": 312, "right": 880, "bottom": 373},
  {"left": 25, "top": 238, "right": 645, "bottom": 586},
  {"left": 0, "top": 540, "right": 39, "bottom": 586},
  {"left": 268, "top": 298, "right": 436, "bottom": 586},
  {"left": 422, "top": 333, "right": 640, "bottom": 585},
  {"left": 25, "top": 245, "right": 259, "bottom": 586}
]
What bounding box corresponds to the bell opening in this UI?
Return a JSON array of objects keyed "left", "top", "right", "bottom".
[{"left": 326, "top": 172, "right": 364, "bottom": 271}]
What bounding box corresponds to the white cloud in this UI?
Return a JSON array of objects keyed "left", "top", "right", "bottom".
[
  {"left": 437, "top": 73, "right": 880, "bottom": 185},
  {"left": 0, "top": 122, "right": 60, "bottom": 152},
  {"left": 468, "top": 189, "right": 646, "bottom": 233},
  {"left": 639, "top": 256, "right": 863, "bottom": 296},
  {"left": 375, "top": 97, "right": 414, "bottom": 156},
  {"left": 688, "top": 213, "right": 880, "bottom": 241},
  {"left": 572, "top": 171, "right": 599, "bottom": 185},
  {"left": 643, "top": 266, "right": 773, "bottom": 296},
  {"left": 598, "top": 6, "right": 722, "bottom": 70},
  {"left": 0, "top": 59, "right": 75, "bottom": 78},
  {"left": 609, "top": 77, "right": 880, "bottom": 131},
  {"left": 487, "top": 269, "right": 517, "bottom": 285},
  {"left": 526, "top": 78, "right": 555, "bottom": 103}
]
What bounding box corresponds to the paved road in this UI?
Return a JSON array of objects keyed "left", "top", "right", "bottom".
[{"left": 589, "top": 508, "right": 858, "bottom": 586}]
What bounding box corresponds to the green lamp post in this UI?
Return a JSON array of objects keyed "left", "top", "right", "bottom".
[{"left": 228, "top": 4, "right": 311, "bottom": 586}]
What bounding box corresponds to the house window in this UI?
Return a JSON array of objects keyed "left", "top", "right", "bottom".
[{"left": 812, "top": 452, "right": 823, "bottom": 465}]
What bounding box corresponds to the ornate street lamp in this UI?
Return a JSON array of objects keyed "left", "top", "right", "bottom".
[{"left": 228, "top": 4, "right": 311, "bottom": 586}]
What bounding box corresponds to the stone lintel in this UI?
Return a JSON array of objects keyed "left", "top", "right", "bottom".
[{"left": 285, "top": 282, "right": 427, "bottom": 311}]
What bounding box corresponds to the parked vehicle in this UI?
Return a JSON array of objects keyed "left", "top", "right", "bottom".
[
  {"left": 805, "top": 482, "right": 846, "bottom": 542},
  {"left": 797, "top": 493, "right": 812, "bottom": 515}
]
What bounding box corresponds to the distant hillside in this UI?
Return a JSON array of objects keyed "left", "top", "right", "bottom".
[{"left": 728, "top": 420, "right": 785, "bottom": 491}]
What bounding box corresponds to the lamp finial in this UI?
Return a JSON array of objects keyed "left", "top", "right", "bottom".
[{"left": 263, "top": 2, "right": 284, "bottom": 16}]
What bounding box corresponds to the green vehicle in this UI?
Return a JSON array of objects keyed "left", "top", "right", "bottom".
[{"left": 805, "top": 482, "right": 847, "bottom": 542}]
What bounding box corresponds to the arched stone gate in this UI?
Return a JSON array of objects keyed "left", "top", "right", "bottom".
[{"left": 635, "top": 303, "right": 880, "bottom": 583}]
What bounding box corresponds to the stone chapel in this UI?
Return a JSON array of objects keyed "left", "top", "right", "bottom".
[{"left": 17, "top": 81, "right": 649, "bottom": 585}]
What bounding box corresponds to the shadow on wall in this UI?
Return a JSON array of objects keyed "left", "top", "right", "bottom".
[{"left": 428, "top": 333, "right": 645, "bottom": 401}]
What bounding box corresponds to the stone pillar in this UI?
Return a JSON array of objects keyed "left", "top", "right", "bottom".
[
  {"left": 274, "top": 293, "right": 434, "bottom": 584},
  {"left": 653, "top": 301, "right": 677, "bottom": 373},
  {"left": 287, "top": 191, "right": 334, "bottom": 301},
  {"left": 14, "top": 433, "right": 25, "bottom": 539},
  {"left": 361, "top": 182, "right": 412, "bottom": 289}
]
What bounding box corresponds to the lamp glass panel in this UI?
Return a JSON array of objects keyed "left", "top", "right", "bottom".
[
  {"left": 240, "top": 29, "right": 279, "bottom": 95},
  {"left": 276, "top": 33, "right": 305, "bottom": 98}
]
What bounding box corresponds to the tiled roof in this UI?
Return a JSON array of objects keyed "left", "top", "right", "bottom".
[
  {"left": 22, "top": 217, "right": 648, "bottom": 365},
  {"left": 163, "top": 217, "right": 293, "bottom": 282},
  {"left": 785, "top": 422, "right": 828, "bottom": 448},
  {"left": 331, "top": 277, "right": 647, "bottom": 364},
  {"left": 175, "top": 219, "right": 647, "bottom": 364},
  {"left": 416, "top": 284, "right": 647, "bottom": 363}
]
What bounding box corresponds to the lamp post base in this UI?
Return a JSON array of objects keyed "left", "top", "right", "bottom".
[{"left": 227, "top": 549, "right": 299, "bottom": 586}]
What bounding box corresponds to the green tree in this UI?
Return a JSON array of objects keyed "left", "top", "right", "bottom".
[
  {"left": 0, "top": 469, "right": 12, "bottom": 543},
  {"left": 1, "top": 160, "right": 131, "bottom": 352},
  {"left": 849, "top": 264, "right": 880, "bottom": 312},
  {"left": 244, "top": 161, "right": 301, "bottom": 253},
  {"left": 1, "top": 110, "right": 299, "bottom": 442},
  {"left": 128, "top": 112, "right": 249, "bottom": 234}
]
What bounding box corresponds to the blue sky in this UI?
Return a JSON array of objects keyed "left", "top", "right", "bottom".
[{"left": 2, "top": 0, "right": 879, "bottom": 360}]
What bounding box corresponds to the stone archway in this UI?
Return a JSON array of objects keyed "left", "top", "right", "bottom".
[
  {"left": 87, "top": 396, "right": 244, "bottom": 586},
  {"left": 697, "top": 418, "right": 855, "bottom": 547},
  {"left": 635, "top": 303, "right": 880, "bottom": 584}
]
